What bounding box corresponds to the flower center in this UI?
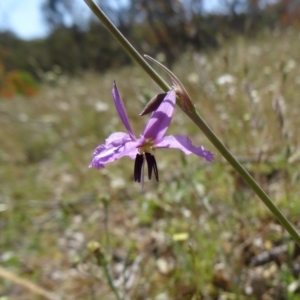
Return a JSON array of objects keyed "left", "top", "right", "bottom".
[{"left": 138, "top": 138, "right": 154, "bottom": 154}]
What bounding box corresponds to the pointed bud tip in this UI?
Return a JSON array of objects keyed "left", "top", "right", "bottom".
[{"left": 144, "top": 55, "right": 194, "bottom": 112}]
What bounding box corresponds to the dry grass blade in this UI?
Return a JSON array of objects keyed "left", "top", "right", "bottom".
[{"left": 0, "top": 266, "right": 60, "bottom": 300}]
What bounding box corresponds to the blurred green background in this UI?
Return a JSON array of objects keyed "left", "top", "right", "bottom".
[{"left": 1, "top": 0, "right": 300, "bottom": 299}]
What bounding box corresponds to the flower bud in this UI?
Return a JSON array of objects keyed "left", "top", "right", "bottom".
[{"left": 139, "top": 92, "right": 167, "bottom": 116}]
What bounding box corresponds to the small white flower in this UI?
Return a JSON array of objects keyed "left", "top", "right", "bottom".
[
  {"left": 95, "top": 101, "right": 109, "bottom": 112},
  {"left": 216, "top": 74, "right": 235, "bottom": 85}
]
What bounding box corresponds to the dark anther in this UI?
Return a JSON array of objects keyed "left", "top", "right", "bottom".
[
  {"left": 134, "top": 154, "right": 144, "bottom": 182},
  {"left": 145, "top": 153, "right": 159, "bottom": 182},
  {"left": 145, "top": 153, "right": 152, "bottom": 179}
]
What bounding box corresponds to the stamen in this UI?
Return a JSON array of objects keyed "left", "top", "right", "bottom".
[
  {"left": 134, "top": 154, "right": 144, "bottom": 182},
  {"left": 141, "top": 154, "right": 145, "bottom": 189},
  {"left": 152, "top": 155, "right": 159, "bottom": 182},
  {"left": 145, "top": 152, "right": 153, "bottom": 179},
  {"left": 145, "top": 152, "right": 159, "bottom": 182}
]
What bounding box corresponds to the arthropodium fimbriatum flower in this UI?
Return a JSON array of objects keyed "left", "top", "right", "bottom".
[{"left": 89, "top": 81, "right": 214, "bottom": 187}]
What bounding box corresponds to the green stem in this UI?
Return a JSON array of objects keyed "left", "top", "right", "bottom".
[
  {"left": 83, "top": 0, "right": 300, "bottom": 246},
  {"left": 186, "top": 109, "right": 300, "bottom": 246},
  {"left": 102, "top": 259, "right": 122, "bottom": 300},
  {"left": 88, "top": 241, "right": 122, "bottom": 300},
  {"left": 83, "top": 0, "right": 169, "bottom": 93}
]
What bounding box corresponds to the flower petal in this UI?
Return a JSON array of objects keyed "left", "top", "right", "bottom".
[
  {"left": 103, "top": 132, "right": 132, "bottom": 148},
  {"left": 112, "top": 81, "right": 136, "bottom": 140},
  {"left": 155, "top": 135, "right": 214, "bottom": 162},
  {"left": 141, "top": 89, "right": 176, "bottom": 142},
  {"left": 89, "top": 133, "right": 139, "bottom": 169}
]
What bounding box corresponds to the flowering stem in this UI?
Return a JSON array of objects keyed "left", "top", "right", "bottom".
[
  {"left": 83, "top": 0, "right": 300, "bottom": 246},
  {"left": 186, "top": 109, "right": 300, "bottom": 246},
  {"left": 83, "top": 0, "right": 169, "bottom": 92}
]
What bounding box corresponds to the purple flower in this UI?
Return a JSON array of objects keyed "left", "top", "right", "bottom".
[{"left": 89, "top": 81, "right": 214, "bottom": 185}]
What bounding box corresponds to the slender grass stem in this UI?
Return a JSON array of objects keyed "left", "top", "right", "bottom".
[
  {"left": 102, "top": 260, "right": 122, "bottom": 300},
  {"left": 83, "top": 0, "right": 300, "bottom": 246},
  {"left": 88, "top": 241, "right": 122, "bottom": 300},
  {"left": 185, "top": 110, "right": 300, "bottom": 246},
  {"left": 83, "top": 0, "right": 170, "bottom": 93}
]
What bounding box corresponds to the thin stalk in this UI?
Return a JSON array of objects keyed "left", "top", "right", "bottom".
[
  {"left": 83, "top": 0, "right": 300, "bottom": 246},
  {"left": 83, "top": 0, "right": 169, "bottom": 93},
  {"left": 102, "top": 261, "right": 122, "bottom": 300},
  {"left": 88, "top": 241, "right": 122, "bottom": 300},
  {"left": 185, "top": 109, "right": 300, "bottom": 246}
]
